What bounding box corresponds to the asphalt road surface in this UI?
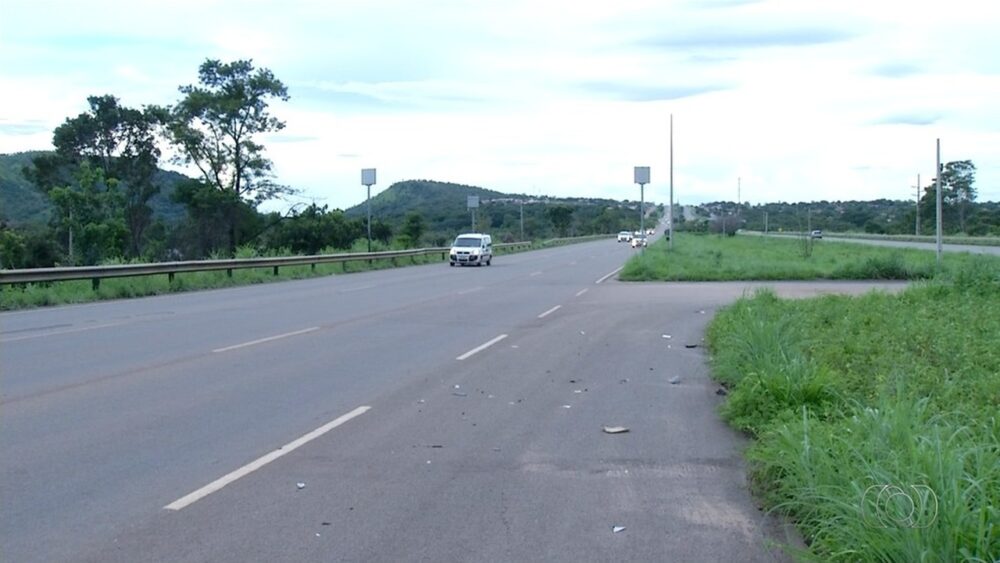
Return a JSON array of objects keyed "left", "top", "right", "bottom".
[
  {"left": 762, "top": 232, "right": 1000, "bottom": 256},
  {"left": 1, "top": 238, "right": 904, "bottom": 562}
]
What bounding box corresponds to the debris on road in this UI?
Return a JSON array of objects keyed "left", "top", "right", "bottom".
[
  {"left": 296, "top": 482, "right": 306, "bottom": 490},
  {"left": 619, "top": 378, "right": 629, "bottom": 384},
  {"left": 580, "top": 331, "right": 586, "bottom": 335},
  {"left": 452, "top": 392, "right": 468, "bottom": 397},
  {"left": 417, "top": 399, "right": 425, "bottom": 404},
  {"left": 574, "top": 389, "right": 582, "bottom": 394},
  {"left": 612, "top": 525, "right": 626, "bottom": 533},
  {"left": 716, "top": 387, "right": 728, "bottom": 396},
  {"left": 603, "top": 426, "right": 630, "bottom": 434},
  {"left": 569, "top": 379, "right": 578, "bottom": 383},
  {"left": 562, "top": 405, "right": 572, "bottom": 409},
  {"left": 454, "top": 384, "right": 461, "bottom": 389},
  {"left": 684, "top": 344, "right": 698, "bottom": 349},
  {"left": 322, "top": 522, "right": 331, "bottom": 526},
  {"left": 662, "top": 334, "right": 671, "bottom": 339},
  {"left": 669, "top": 376, "right": 681, "bottom": 385},
  {"left": 418, "top": 444, "right": 444, "bottom": 448}
]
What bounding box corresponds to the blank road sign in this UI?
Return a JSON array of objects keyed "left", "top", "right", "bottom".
[
  {"left": 362, "top": 168, "right": 376, "bottom": 185},
  {"left": 634, "top": 166, "right": 650, "bottom": 185},
  {"left": 467, "top": 195, "right": 480, "bottom": 209}
]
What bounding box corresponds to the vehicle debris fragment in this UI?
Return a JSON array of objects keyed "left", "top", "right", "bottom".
[
  {"left": 612, "top": 525, "right": 626, "bottom": 533},
  {"left": 602, "top": 426, "right": 630, "bottom": 434}
]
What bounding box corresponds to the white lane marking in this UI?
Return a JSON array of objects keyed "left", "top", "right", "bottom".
[
  {"left": 575, "top": 289, "right": 589, "bottom": 297},
  {"left": 529, "top": 271, "right": 543, "bottom": 277},
  {"left": 595, "top": 267, "right": 624, "bottom": 284},
  {"left": 458, "top": 286, "right": 484, "bottom": 295},
  {"left": 164, "top": 406, "right": 371, "bottom": 511},
  {"left": 537, "top": 305, "right": 562, "bottom": 319},
  {"left": 212, "top": 327, "right": 320, "bottom": 353},
  {"left": 0, "top": 321, "right": 128, "bottom": 343},
  {"left": 456, "top": 334, "right": 508, "bottom": 360}
]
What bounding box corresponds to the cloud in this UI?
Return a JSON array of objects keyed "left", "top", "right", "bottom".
[
  {"left": 0, "top": 120, "right": 49, "bottom": 136},
  {"left": 871, "top": 112, "right": 942, "bottom": 126},
  {"left": 643, "top": 26, "right": 856, "bottom": 50},
  {"left": 581, "top": 82, "right": 728, "bottom": 102},
  {"left": 267, "top": 134, "right": 319, "bottom": 144},
  {"left": 870, "top": 62, "right": 923, "bottom": 78}
]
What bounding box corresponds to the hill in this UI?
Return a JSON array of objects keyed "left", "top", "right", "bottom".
[
  {"left": 0, "top": 151, "right": 189, "bottom": 226},
  {"left": 344, "top": 179, "right": 654, "bottom": 243}
]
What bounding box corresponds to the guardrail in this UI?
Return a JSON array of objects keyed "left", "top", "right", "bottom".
[{"left": 0, "top": 242, "right": 534, "bottom": 290}]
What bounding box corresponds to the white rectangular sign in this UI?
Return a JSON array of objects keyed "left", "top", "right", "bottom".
[
  {"left": 361, "top": 168, "right": 376, "bottom": 186},
  {"left": 634, "top": 166, "right": 650, "bottom": 185},
  {"left": 467, "top": 195, "right": 480, "bottom": 209}
]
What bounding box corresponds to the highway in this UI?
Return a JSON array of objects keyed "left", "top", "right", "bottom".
[
  {"left": 756, "top": 232, "right": 1000, "bottom": 256},
  {"left": 1, "top": 238, "right": 903, "bottom": 562}
]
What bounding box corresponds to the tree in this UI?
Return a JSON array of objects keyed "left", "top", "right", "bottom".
[
  {"left": 166, "top": 59, "right": 293, "bottom": 254},
  {"left": 28, "top": 95, "right": 163, "bottom": 257},
  {"left": 942, "top": 160, "right": 976, "bottom": 233},
  {"left": 546, "top": 205, "right": 574, "bottom": 237},
  {"left": 400, "top": 211, "right": 425, "bottom": 247}
]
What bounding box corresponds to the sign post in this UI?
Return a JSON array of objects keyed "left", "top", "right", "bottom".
[
  {"left": 362, "top": 168, "right": 376, "bottom": 252},
  {"left": 634, "top": 166, "right": 650, "bottom": 252},
  {"left": 467, "top": 195, "right": 480, "bottom": 232}
]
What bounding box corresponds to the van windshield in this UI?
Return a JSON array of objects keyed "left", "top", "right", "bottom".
[{"left": 454, "top": 237, "right": 481, "bottom": 247}]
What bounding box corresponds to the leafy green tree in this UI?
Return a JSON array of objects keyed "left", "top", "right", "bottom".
[
  {"left": 942, "top": 160, "right": 976, "bottom": 233},
  {"left": 546, "top": 205, "right": 574, "bottom": 237},
  {"left": 28, "top": 95, "right": 163, "bottom": 257},
  {"left": 166, "top": 59, "right": 292, "bottom": 254},
  {"left": 0, "top": 223, "right": 26, "bottom": 269},
  {"left": 400, "top": 211, "right": 425, "bottom": 247},
  {"left": 45, "top": 163, "right": 128, "bottom": 264}
]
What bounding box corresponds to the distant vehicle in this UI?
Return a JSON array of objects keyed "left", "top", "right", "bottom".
[
  {"left": 810, "top": 230, "right": 823, "bottom": 239},
  {"left": 630, "top": 235, "right": 647, "bottom": 248},
  {"left": 617, "top": 231, "right": 632, "bottom": 243},
  {"left": 646, "top": 228, "right": 654, "bottom": 235},
  {"left": 449, "top": 233, "right": 492, "bottom": 266}
]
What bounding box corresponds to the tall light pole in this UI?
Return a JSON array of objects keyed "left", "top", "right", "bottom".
[
  {"left": 935, "top": 139, "right": 942, "bottom": 266},
  {"left": 669, "top": 114, "right": 674, "bottom": 249},
  {"left": 915, "top": 173, "right": 921, "bottom": 236},
  {"left": 362, "top": 168, "right": 376, "bottom": 252}
]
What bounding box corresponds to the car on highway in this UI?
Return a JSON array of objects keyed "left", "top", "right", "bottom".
[
  {"left": 617, "top": 231, "right": 632, "bottom": 242},
  {"left": 810, "top": 230, "right": 823, "bottom": 239},
  {"left": 630, "top": 235, "right": 647, "bottom": 248},
  {"left": 449, "top": 233, "right": 492, "bottom": 266}
]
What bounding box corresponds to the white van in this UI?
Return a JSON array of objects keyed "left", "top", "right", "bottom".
[{"left": 449, "top": 233, "right": 492, "bottom": 266}]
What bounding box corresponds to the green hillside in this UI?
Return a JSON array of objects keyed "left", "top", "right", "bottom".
[
  {"left": 345, "top": 179, "right": 651, "bottom": 244},
  {"left": 0, "top": 151, "right": 189, "bottom": 226}
]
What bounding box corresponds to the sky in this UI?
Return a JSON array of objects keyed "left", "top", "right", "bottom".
[{"left": 2, "top": 0, "right": 999, "bottom": 212}]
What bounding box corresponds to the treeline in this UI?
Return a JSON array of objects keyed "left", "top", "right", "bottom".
[
  {"left": 0, "top": 57, "right": 656, "bottom": 269},
  {"left": 681, "top": 162, "right": 999, "bottom": 236}
]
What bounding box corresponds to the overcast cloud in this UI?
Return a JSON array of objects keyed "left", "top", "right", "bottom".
[{"left": 1, "top": 0, "right": 998, "bottom": 210}]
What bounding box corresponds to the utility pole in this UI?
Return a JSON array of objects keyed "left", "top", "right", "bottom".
[
  {"left": 519, "top": 199, "right": 524, "bottom": 241},
  {"left": 764, "top": 211, "right": 768, "bottom": 235},
  {"left": 669, "top": 113, "right": 674, "bottom": 249},
  {"left": 915, "top": 173, "right": 920, "bottom": 236},
  {"left": 936, "top": 139, "right": 942, "bottom": 266}
]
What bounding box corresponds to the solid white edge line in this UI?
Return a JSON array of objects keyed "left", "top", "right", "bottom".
[
  {"left": 212, "top": 327, "right": 320, "bottom": 353},
  {"left": 537, "top": 305, "right": 562, "bottom": 319},
  {"left": 575, "top": 289, "right": 589, "bottom": 297},
  {"left": 456, "top": 334, "right": 508, "bottom": 360},
  {"left": 595, "top": 266, "right": 624, "bottom": 284},
  {"left": 164, "top": 405, "right": 371, "bottom": 511}
]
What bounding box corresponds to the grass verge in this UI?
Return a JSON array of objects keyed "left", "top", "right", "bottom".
[
  {"left": 706, "top": 267, "right": 1000, "bottom": 560},
  {"left": 620, "top": 233, "right": 999, "bottom": 281}
]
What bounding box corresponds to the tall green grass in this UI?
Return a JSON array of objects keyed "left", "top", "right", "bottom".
[
  {"left": 706, "top": 266, "right": 1000, "bottom": 560},
  {"left": 620, "top": 233, "right": 998, "bottom": 281}
]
